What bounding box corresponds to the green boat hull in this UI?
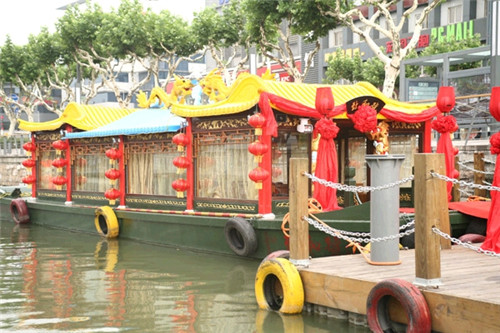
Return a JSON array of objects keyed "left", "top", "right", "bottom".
[{"left": 0, "top": 189, "right": 474, "bottom": 260}]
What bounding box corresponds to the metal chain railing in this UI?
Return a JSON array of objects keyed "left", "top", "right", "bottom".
[
  {"left": 303, "top": 216, "right": 415, "bottom": 244},
  {"left": 430, "top": 171, "right": 500, "bottom": 192},
  {"left": 432, "top": 226, "right": 500, "bottom": 258},
  {"left": 483, "top": 157, "right": 496, "bottom": 165},
  {"left": 303, "top": 172, "right": 414, "bottom": 193},
  {"left": 457, "top": 160, "right": 494, "bottom": 175}
]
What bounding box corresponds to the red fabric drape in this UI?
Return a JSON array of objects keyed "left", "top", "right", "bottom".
[
  {"left": 313, "top": 118, "right": 340, "bottom": 211},
  {"left": 257, "top": 91, "right": 440, "bottom": 212},
  {"left": 481, "top": 133, "right": 500, "bottom": 253},
  {"left": 432, "top": 115, "right": 459, "bottom": 201}
]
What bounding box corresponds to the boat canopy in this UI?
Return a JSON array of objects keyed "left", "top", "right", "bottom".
[
  {"left": 62, "top": 108, "right": 187, "bottom": 139},
  {"left": 19, "top": 102, "right": 135, "bottom": 132}
]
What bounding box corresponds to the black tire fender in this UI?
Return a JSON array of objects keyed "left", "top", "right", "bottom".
[
  {"left": 10, "top": 199, "right": 30, "bottom": 224},
  {"left": 224, "top": 217, "right": 257, "bottom": 256}
]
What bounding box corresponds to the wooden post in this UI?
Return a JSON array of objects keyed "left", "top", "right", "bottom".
[
  {"left": 414, "top": 154, "right": 450, "bottom": 287},
  {"left": 289, "top": 158, "right": 310, "bottom": 266},
  {"left": 474, "top": 152, "right": 486, "bottom": 197}
]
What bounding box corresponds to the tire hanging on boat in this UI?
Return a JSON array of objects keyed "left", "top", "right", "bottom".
[
  {"left": 224, "top": 217, "right": 258, "bottom": 256},
  {"left": 255, "top": 258, "right": 304, "bottom": 314},
  {"left": 10, "top": 199, "right": 30, "bottom": 224},
  {"left": 366, "top": 278, "right": 431, "bottom": 333},
  {"left": 94, "top": 206, "right": 119, "bottom": 239}
]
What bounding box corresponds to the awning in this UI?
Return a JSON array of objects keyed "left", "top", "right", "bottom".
[{"left": 63, "top": 108, "right": 187, "bottom": 139}]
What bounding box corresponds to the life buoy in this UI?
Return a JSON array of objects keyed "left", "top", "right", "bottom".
[
  {"left": 94, "top": 206, "right": 119, "bottom": 239},
  {"left": 366, "top": 278, "right": 431, "bottom": 333},
  {"left": 10, "top": 199, "right": 30, "bottom": 224},
  {"left": 224, "top": 217, "right": 257, "bottom": 256},
  {"left": 255, "top": 258, "right": 304, "bottom": 314}
]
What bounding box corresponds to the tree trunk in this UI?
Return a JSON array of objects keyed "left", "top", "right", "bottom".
[{"left": 382, "top": 59, "right": 400, "bottom": 98}]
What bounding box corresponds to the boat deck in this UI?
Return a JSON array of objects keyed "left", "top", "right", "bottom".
[{"left": 298, "top": 244, "right": 500, "bottom": 333}]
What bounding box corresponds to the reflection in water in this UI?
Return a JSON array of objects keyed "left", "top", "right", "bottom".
[{"left": 0, "top": 219, "right": 370, "bottom": 332}]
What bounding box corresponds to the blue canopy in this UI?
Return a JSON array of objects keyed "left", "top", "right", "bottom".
[{"left": 63, "top": 108, "right": 187, "bottom": 139}]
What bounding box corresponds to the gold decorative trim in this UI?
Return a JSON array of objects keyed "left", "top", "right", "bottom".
[{"left": 195, "top": 202, "right": 256, "bottom": 212}]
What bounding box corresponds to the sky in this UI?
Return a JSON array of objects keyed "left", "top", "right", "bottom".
[{"left": 0, "top": 0, "right": 206, "bottom": 45}]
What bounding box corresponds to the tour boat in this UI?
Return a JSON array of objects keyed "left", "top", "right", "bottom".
[{"left": 0, "top": 72, "right": 479, "bottom": 259}]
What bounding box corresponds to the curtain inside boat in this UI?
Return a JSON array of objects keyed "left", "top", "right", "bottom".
[
  {"left": 74, "top": 153, "right": 110, "bottom": 192},
  {"left": 196, "top": 133, "right": 257, "bottom": 200},
  {"left": 127, "top": 152, "right": 177, "bottom": 196}
]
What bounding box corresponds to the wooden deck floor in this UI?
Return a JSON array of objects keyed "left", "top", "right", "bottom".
[{"left": 298, "top": 245, "right": 500, "bottom": 333}]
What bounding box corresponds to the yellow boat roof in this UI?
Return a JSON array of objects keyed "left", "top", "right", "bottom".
[
  {"left": 18, "top": 74, "right": 436, "bottom": 133},
  {"left": 19, "top": 102, "right": 135, "bottom": 132},
  {"left": 170, "top": 74, "right": 434, "bottom": 119}
]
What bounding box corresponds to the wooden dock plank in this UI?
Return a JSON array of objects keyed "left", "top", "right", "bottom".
[{"left": 299, "top": 245, "right": 500, "bottom": 333}]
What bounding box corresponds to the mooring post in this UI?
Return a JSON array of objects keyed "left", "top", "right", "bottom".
[
  {"left": 474, "top": 152, "right": 486, "bottom": 197},
  {"left": 365, "top": 154, "right": 405, "bottom": 265},
  {"left": 289, "top": 157, "right": 310, "bottom": 267},
  {"left": 414, "top": 153, "right": 450, "bottom": 287}
]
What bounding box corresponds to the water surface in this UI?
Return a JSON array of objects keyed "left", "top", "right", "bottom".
[{"left": 0, "top": 218, "right": 370, "bottom": 332}]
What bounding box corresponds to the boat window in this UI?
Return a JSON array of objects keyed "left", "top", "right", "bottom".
[
  {"left": 37, "top": 146, "right": 57, "bottom": 190},
  {"left": 347, "top": 136, "right": 368, "bottom": 187},
  {"left": 126, "top": 136, "right": 178, "bottom": 196},
  {"left": 195, "top": 130, "right": 257, "bottom": 200},
  {"left": 74, "top": 152, "right": 113, "bottom": 193},
  {"left": 388, "top": 134, "right": 419, "bottom": 187},
  {"left": 271, "top": 132, "right": 301, "bottom": 197}
]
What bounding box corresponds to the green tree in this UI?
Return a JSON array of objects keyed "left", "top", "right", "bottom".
[
  {"left": 323, "top": 49, "right": 364, "bottom": 84},
  {"left": 0, "top": 30, "right": 74, "bottom": 135},
  {"left": 319, "top": 0, "right": 442, "bottom": 97},
  {"left": 243, "top": 0, "right": 344, "bottom": 83},
  {"left": 192, "top": 0, "right": 249, "bottom": 84}
]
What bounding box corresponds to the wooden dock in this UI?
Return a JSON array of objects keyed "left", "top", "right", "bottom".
[
  {"left": 299, "top": 245, "right": 500, "bottom": 333},
  {"left": 260, "top": 154, "right": 500, "bottom": 332}
]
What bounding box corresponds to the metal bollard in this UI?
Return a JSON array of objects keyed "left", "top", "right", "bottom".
[{"left": 365, "top": 154, "right": 405, "bottom": 265}]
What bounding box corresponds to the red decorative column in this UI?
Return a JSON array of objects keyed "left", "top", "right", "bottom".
[{"left": 248, "top": 112, "right": 272, "bottom": 215}]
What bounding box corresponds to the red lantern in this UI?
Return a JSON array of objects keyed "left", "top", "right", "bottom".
[
  {"left": 436, "top": 86, "right": 455, "bottom": 113},
  {"left": 172, "top": 178, "right": 189, "bottom": 198},
  {"left": 105, "top": 168, "right": 121, "bottom": 185},
  {"left": 248, "top": 167, "right": 270, "bottom": 189},
  {"left": 105, "top": 148, "right": 122, "bottom": 160},
  {"left": 248, "top": 140, "right": 269, "bottom": 163},
  {"left": 315, "top": 87, "right": 334, "bottom": 116},
  {"left": 490, "top": 87, "right": 500, "bottom": 121},
  {"left": 52, "top": 175, "right": 68, "bottom": 190},
  {"left": 173, "top": 156, "right": 190, "bottom": 173},
  {"left": 52, "top": 158, "right": 67, "bottom": 170},
  {"left": 23, "top": 142, "right": 36, "bottom": 156},
  {"left": 172, "top": 133, "right": 190, "bottom": 152},
  {"left": 22, "top": 159, "right": 36, "bottom": 169},
  {"left": 248, "top": 113, "right": 266, "bottom": 136},
  {"left": 22, "top": 175, "right": 36, "bottom": 185},
  {"left": 52, "top": 139, "right": 69, "bottom": 152},
  {"left": 105, "top": 188, "right": 121, "bottom": 205}
]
